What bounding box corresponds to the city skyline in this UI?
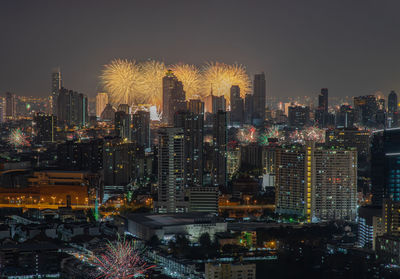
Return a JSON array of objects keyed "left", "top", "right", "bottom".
[{"left": 2, "top": 1, "right": 400, "bottom": 98}]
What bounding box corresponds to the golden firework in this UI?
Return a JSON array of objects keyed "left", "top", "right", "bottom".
[
  {"left": 137, "top": 60, "right": 166, "bottom": 107},
  {"left": 170, "top": 63, "right": 202, "bottom": 99}
]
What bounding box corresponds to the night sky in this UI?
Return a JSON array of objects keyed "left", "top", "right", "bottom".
[{"left": 1, "top": 0, "right": 400, "bottom": 98}]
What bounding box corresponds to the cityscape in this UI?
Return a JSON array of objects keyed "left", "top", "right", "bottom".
[{"left": 1, "top": 1, "right": 400, "bottom": 279}]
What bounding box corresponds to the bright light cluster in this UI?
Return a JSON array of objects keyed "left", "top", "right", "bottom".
[
  {"left": 101, "top": 59, "right": 251, "bottom": 107},
  {"left": 90, "top": 237, "right": 155, "bottom": 279},
  {"left": 8, "top": 128, "right": 30, "bottom": 147},
  {"left": 237, "top": 125, "right": 258, "bottom": 144}
]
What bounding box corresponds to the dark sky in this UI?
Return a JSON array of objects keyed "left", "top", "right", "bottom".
[{"left": 1, "top": 0, "right": 400, "bottom": 99}]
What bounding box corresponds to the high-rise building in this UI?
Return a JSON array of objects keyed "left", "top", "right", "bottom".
[
  {"left": 57, "top": 87, "right": 88, "bottom": 127},
  {"left": 230, "top": 85, "right": 244, "bottom": 126},
  {"left": 4, "top": 92, "right": 16, "bottom": 121},
  {"left": 188, "top": 186, "right": 219, "bottom": 213},
  {"left": 188, "top": 99, "right": 205, "bottom": 115},
  {"left": 34, "top": 112, "right": 56, "bottom": 143},
  {"left": 51, "top": 69, "right": 62, "bottom": 116},
  {"left": 252, "top": 72, "right": 266, "bottom": 125},
  {"left": 117, "top": 104, "right": 130, "bottom": 114},
  {"left": 174, "top": 109, "right": 204, "bottom": 187},
  {"left": 155, "top": 127, "right": 188, "bottom": 213},
  {"left": 288, "top": 105, "right": 310, "bottom": 127},
  {"left": 115, "top": 110, "right": 131, "bottom": 140},
  {"left": 162, "top": 70, "right": 186, "bottom": 125},
  {"left": 244, "top": 93, "right": 253, "bottom": 124},
  {"left": 212, "top": 110, "right": 227, "bottom": 187},
  {"left": 371, "top": 128, "right": 400, "bottom": 206},
  {"left": 388, "top": 90, "right": 398, "bottom": 128},
  {"left": 275, "top": 143, "right": 357, "bottom": 222},
  {"left": 205, "top": 263, "right": 256, "bottom": 279},
  {"left": 96, "top": 92, "right": 108, "bottom": 118},
  {"left": 132, "top": 110, "right": 150, "bottom": 149},
  {"left": 354, "top": 95, "right": 379, "bottom": 127},
  {"left": 336, "top": 105, "right": 355, "bottom": 128},
  {"left": 100, "top": 104, "right": 116, "bottom": 121},
  {"left": 204, "top": 93, "right": 226, "bottom": 114},
  {"left": 318, "top": 88, "right": 328, "bottom": 112}
]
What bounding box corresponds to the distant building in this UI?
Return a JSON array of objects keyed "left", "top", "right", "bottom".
[
  {"left": 57, "top": 87, "right": 88, "bottom": 127},
  {"left": 155, "top": 127, "right": 188, "bottom": 213},
  {"left": 100, "top": 104, "right": 116, "bottom": 121},
  {"left": 244, "top": 93, "right": 253, "bottom": 124},
  {"left": 354, "top": 95, "right": 379, "bottom": 127},
  {"left": 387, "top": 90, "right": 398, "bottom": 128},
  {"left": 212, "top": 111, "right": 227, "bottom": 187},
  {"left": 189, "top": 186, "right": 219, "bottom": 213},
  {"left": 162, "top": 70, "right": 186, "bottom": 125},
  {"left": 96, "top": 92, "right": 108, "bottom": 118},
  {"left": 132, "top": 110, "right": 150, "bottom": 149},
  {"left": 4, "top": 92, "right": 16, "bottom": 121},
  {"left": 205, "top": 262, "right": 256, "bottom": 279},
  {"left": 252, "top": 72, "right": 266, "bottom": 125},
  {"left": 288, "top": 105, "right": 309, "bottom": 127},
  {"left": 34, "top": 112, "right": 56, "bottom": 143},
  {"left": 115, "top": 110, "right": 131, "bottom": 140},
  {"left": 51, "top": 69, "right": 62, "bottom": 115},
  {"left": 230, "top": 85, "right": 244, "bottom": 125},
  {"left": 336, "top": 105, "right": 355, "bottom": 128}
]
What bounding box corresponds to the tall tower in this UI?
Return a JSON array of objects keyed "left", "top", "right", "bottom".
[
  {"left": 96, "top": 93, "right": 109, "bottom": 118},
  {"left": 51, "top": 68, "right": 62, "bottom": 116},
  {"left": 132, "top": 110, "right": 151, "bottom": 149},
  {"left": 388, "top": 90, "right": 398, "bottom": 128},
  {"left": 115, "top": 110, "right": 131, "bottom": 140},
  {"left": 212, "top": 110, "right": 228, "bottom": 187},
  {"left": 230, "top": 85, "right": 244, "bottom": 125},
  {"left": 4, "top": 92, "right": 16, "bottom": 121},
  {"left": 252, "top": 72, "right": 266, "bottom": 124},
  {"left": 318, "top": 88, "right": 328, "bottom": 112},
  {"left": 162, "top": 70, "right": 186, "bottom": 125},
  {"left": 155, "top": 127, "right": 188, "bottom": 213}
]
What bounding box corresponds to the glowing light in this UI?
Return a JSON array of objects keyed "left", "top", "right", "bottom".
[
  {"left": 90, "top": 236, "right": 155, "bottom": 279},
  {"left": 101, "top": 59, "right": 140, "bottom": 106},
  {"left": 170, "top": 63, "right": 202, "bottom": 99},
  {"left": 201, "top": 62, "right": 251, "bottom": 103},
  {"left": 137, "top": 60, "right": 166, "bottom": 107},
  {"left": 259, "top": 127, "right": 283, "bottom": 145},
  {"left": 237, "top": 125, "right": 258, "bottom": 144},
  {"left": 8, "top": 128, "right": 30, "bottom": 147}
]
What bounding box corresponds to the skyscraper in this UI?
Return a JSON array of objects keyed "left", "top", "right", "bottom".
[
  {"left": 212, "top": 110, "right": 227, "bottom": 187},
  {"left": 174, "top": 108, "right": 204, "bottom": 187},
  {"left": 4, "top": 92, "right": 16, "bottom": 121},
  {"left": 132, "top": 110, "right": 150, "bottom": 149},
  {"left": 318, "top": 88, "right": 328, "bottom": 112},
  {"left": 34, "top": 112, "right": 56, "bottom": 143},
  {"left": 288, "top": 105, "right": 310, "bottom": 127},
  {"left": 115, "top": 110, "right": 131, "bottom": 140},
  {"left": 252, "top": 72, "right": 266, "bottom": 124},
  {"left": 155, "top": 127, "right": 188, "bottom": 213},
  {"left": 57, "top": 88, "right": 88, "bottom": 127},
  {"left": 96, "top": 92, "right": 108, "bottom": 118},
  {"left": 354, "top": 95, "right": 379, "bottom": 127},
  {"left": 244, "top": 93, "right": 254, "bottom": 124},
  {"left": 336, "top": 105, "right": 355, "bottom": 128},
  {"left": 230, "top": 85, "right": 244, "bottom": 126},
  {"left": 51, "top": 69, "right": 62, "bottom": 116},
  {"left": 388, "top": 91, "right": 398, "bottom": 128},
  {"left": 162, "top": 70, "right": 186, "bottom": 125}
]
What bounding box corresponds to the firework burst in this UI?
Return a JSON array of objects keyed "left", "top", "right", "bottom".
[
  {"left": 201, "top": 62, "right": 251, "bottom": 103},
  {"left": 101, "top": 59, "right": 141, "bottom": 106},
  {"left": 137, "top": 60, "right": 166, "bottom": 107},
  {"left": 90, "top": 237, "right": 155, "bottom": 279},
  {"left": 170, "top": 63, "right": 202, "bottom": 99},
  {"left": 237, "top": 125, "right": 258, "bottom": 144},
  {"left": 259, "top": 127, "right": 283, "bottom": 145},
  {"left": 8, "top": 128, "right": 30, "bottom": 147}
]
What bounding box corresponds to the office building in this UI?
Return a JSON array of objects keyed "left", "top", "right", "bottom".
[
  {"left": 388, "top": 90, "right": 398, "bottom": 128},
  {"left": 115, "top": 110, "right": 131, "bottom": 140},
  {"left": 174, "top": 109, "right": 204, "bottom": 187},
  {"left": 244, "top": 93, "right": 253, "bottom": 124},
  {"left": 33, "top": 112, "right": 56, "bottom": 143},
  {"left": 188, "top": 186, "right": 219, "bottom": 213},
  {"left": 155, "top": 127, "right": 188, "bottom": 213},
  {"left": 162, "top": 70, "right": 186, "bottom": 125},
  {"left": 188, "top": 99, "right": 205, "bottom": 115},
  {"left": 51, "top": 69, "right": 62, "bottom": 116},
  {"left": 212, "top": 111, "right": 227, "bottom": 187},
  {"left": 132, "top": 110, "right": 150, "bottom": 149},
  {"left": 100, "top": 104, "right": 116, "bottom": 121},
  {"left": 252, "top": 72, "right": 266, "bottom": 125},
  {"left": 4, "top": 92, "right": 16, "bottom": 121},
  {"left": 288, "top": 105, "right": 310, "bottom": 127},
  {"left": 230, "top": 85, "right": 244, "bottom": 125},
  {"left": 96, "top": 92, "right": 108, "bottom": 118},
  {"left": 336, "top": 105, "right": 355, "bottom": 128},
  {"left": 318, "top": 88, "right": 328, "bottom": 112},
  {"left": 354, "top": 95, "right": 379, "bottom": 127},
  {"left": 205, "top": 263, "right": 256, "bottom": 279},
  {"left": 204, "top": 93, "right": 226, "bottom": 115},
  {"left": 57, "top": 87, "right": 88, "bottom": 127}
]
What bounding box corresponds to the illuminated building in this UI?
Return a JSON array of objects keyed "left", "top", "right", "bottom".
[
  {"left": 204, "top": 93, "right": 226, "bottom": 114},
  {"left": 205, "top": 263, "right": 256, "bottom": 279},
  {"left": 275, "top": 143, "right": 357, "bottom": 222},
  {"left": 288, "top": 105, "right": 310, "bottom": 127},
  {"left": 244, "top": 93, "right": 253, "bottom": 124},
  {"left": 100, "top": 103, "right": 116, "bottom": 121},
  {"left": 354, "top": 95, "right": 379, "bottom": 127},
  {"left": 230, "top": 85, "right": 244, "bottom": 126},
  {"left": 388, "top": 90, "right": 398, "bottom": 128},
  {"left": 155, "top": 127, "right": 188, "bottom": 213},
  {"left": 57, "top": 87, "right": 88, "bottom": 127},
  {"left": 227, "top": 144, "right": 240, "bottom": 179},
  {"left": 4, "top": 92, "right": 16, "bottom": 121},
  {"left": 96, "top": 92, "right": 108, "bottom": 118},
  {"left": 33, "top": 112, "right": 56, "bottom": 143},
  {"left": 132, "top": 110, "right": 150, "bottom": 149},
  {"left": 319, "top": 88, "right": 328, "bottom": 112},
  {"left": 241, "top": 143, "right": 263, "bottom": 169},
  {"left": 174, "top": 109, "right": 204, "bottom": 187},
  {"left": 336, "top": 105, "right": 355, "bottom": 128},
  {"left": 383, "top": 199, "right": 400, "bottom": 236},
  {"left": 376, "top": 234, "right": 400, "bottom": 265},
  {"left": 357, "top": 206, "right": 383, "bottom": 249},
  {"left": 188, "top": 98, "right": 205, "bottom": 115},
  {"left": 252, "top": 72, "right": 266, "bottom": 125},
  {"left": 212, "top": 111, "right": 227, "bottom": 187},
  {"left": 115, "top": 110, "right": 131, "bottom": 140},
  {"left": 0, "top": 170, "right": 100, "bottom": 208},
  {"left": 103, "top": 138, "right": 136, "bottom": 187},
  {"left": 50, "top": 68, "right": 62, "bottom": 115},
  {"left": 371, "top": 128, "right": 400, "bottom": 206},
  {"left": 162, "top": 70, "right": 186, "bottom": 125}
]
